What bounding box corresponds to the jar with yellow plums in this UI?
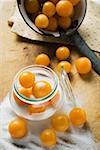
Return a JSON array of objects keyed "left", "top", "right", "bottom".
[{"left": 9, "top": 65, "right": 65, "bottom": 120}]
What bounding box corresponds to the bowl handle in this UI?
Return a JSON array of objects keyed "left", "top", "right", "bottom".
[{"left": 70, "top": 31, "right": 100, "bottom": 75}]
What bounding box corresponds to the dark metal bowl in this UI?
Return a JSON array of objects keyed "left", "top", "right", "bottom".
[{"left": 17, "top": 0, "right": 87, "bottom": 37}]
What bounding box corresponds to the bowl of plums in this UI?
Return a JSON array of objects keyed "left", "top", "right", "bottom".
[
  {"left": 17, "top": 0, "right": 86, "bottom": 36},
  {"left": 17, "top": 0, "right": 100, "bottom": 75}
]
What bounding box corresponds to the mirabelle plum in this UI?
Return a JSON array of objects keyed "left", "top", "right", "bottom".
[
  {"left": 57, "top": 61, "right": 72, "bottom": 73},
  {"left": 69, "top": 107, "right": 86, "bottom": 126},
  {"left": 75, "top": 57, "right": 92, "bottom": 74},
  {"left": 13, "top": 87, "right": 33, "bottom": 105},
  {"left": 8, "top": 118, "right": 28, "bottom": 139},
  {"left": 69, "top": 0, "right": 80, "bottom": 6},
  {"left": 13, "top": 92, "right": 26, "bottom": 106},
  {"left": 19, "top": 87, "right": 32, "bottom": 98},
  {"left": 35, "top": 14, "right": 49, "bottom": 28},
  {"left": 25, "top": 0, "right": 39, "bottom": 13},
  {"left": 51, "top": 114, "right": 69, "bottom": 131},
  {"left": 50, "top": 92, "right": 60, "bottom": 105},
  {"left": 27, "top": 104, "right": 46, "bottom": 114},
  {"left": 58, "top": 16, "right": 71, "bottom": 30},
  {"left": 46, "top": 17, "right": 58, "bottom": 31},
  {"left": 35, "top": 53, "right": 50, "bottom": 66},
  {"left": 40, "top": 129, "right": 57, "bottom": 147},
  {"left": 32, "top": 80, "right": 52, "bottom": 98},
  {"left": 42, "top": 1, "right": 56, "bottom": 17},
  {"left": 27, "top": 87, "right": 33, "bottom": 96},
  {"left": 56, "top": 0, "right": 73, "bottom": 17},
  {"left": 56, "top": 46, "right": 70, "bottom": 60},
  {"left": 19, "top": 72, "right": 35, "bottom": 88}
]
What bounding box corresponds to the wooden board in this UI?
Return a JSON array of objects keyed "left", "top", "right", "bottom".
[{"left": 0, "top": 0, "right": 100, "bottom": 142}]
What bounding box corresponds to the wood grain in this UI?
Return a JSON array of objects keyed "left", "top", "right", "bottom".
[{"left": 0, "top": 0, "right": 100, "bottom": 142}]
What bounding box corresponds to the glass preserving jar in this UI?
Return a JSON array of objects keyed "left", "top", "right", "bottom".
[{"left": 9, "top": 65, "right": 65, "bottom": 121}]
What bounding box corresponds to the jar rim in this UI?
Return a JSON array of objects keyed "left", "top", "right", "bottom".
[{"left": 13, "top": 65, "right": 59, "bottom": 104}]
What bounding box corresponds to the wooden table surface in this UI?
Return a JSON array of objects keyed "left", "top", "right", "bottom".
[{"left": 0, "top": 0, "right": 100, "bottom": 142}]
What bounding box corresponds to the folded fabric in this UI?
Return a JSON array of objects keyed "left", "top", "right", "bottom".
[{"left": 0, "top": 94, "right": 98, "bottom": 150}]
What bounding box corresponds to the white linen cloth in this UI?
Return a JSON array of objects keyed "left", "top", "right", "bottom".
[{"left": 0, "top": 94, "right": 99, "bottom": 150}]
